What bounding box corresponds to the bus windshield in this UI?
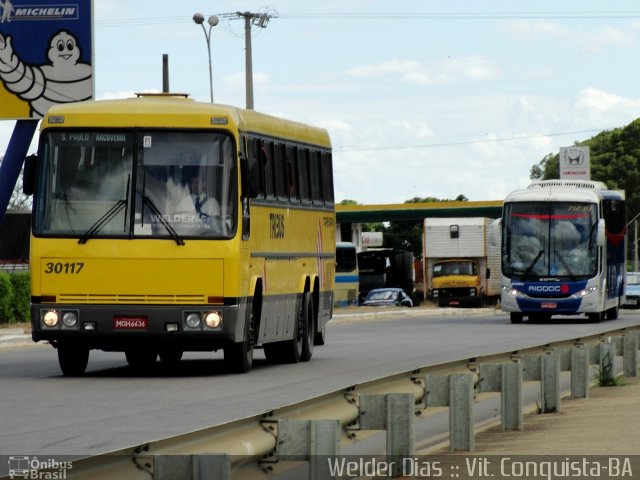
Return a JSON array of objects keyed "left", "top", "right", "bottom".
[
  {"left": 34, "top": 130, "right": 237, "bottom": 240},
  {"left": 502, "top": 202, "right": 598, "bottom": 279}
]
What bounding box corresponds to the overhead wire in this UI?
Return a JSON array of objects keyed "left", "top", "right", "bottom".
[{"left": 94, "top": 10, "right": 640, "bottom": 28}]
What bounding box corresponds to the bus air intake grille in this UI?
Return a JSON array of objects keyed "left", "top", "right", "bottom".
[{"left": 57, "top": 294, "right": 207, "bottom": 304}]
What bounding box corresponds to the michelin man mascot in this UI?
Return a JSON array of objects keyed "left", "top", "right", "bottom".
[{"left": 0, "top": 29, "right": 92, "bottom": 117}]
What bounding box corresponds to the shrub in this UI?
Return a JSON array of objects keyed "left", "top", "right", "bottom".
[
  {"left": 10, "top": 271, "right": 30, "bottom": 323},
  {"left": 0, "top": 271, "right": 13, "bottom": 323}
]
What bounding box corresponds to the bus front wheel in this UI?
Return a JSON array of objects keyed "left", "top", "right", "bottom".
[
  {"left": 510, "top": 313, "right": 524, "bottom": 324},
  {"left": 588, "top": 312, "right": 604, "bottom": 323},
  {"left": 125, "top": 349, "right": 158, "bottom": 371},
  {"left": 224, "top": 300, "right": 255, "bottom": 373},
  {"left": 57, "top": 345, "right": 89, "bottom": 376}
]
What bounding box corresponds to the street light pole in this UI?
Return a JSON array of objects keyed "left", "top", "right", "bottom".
[
  {"left": 626, "top": 212, "right": 640, "bottom": 271},
  {"left": 193, "top": 12, "right": 219, "bottom": 103}
]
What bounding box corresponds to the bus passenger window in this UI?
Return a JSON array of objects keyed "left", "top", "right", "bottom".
[
  {"left": 321, "top": 152, "right": 334, "bottom": 205},
  {"left": 297, "top": 148, "right": 311, "bottom": 203},
  {"left": 261, "top": 141, "right": 276, "bottom": 199},
  {"left": 274, "top": 143, "right": 287, "bottom": 200},
  {"left": 309, "top": 150, "right": 323, "bottom": 204},
  {"left": 286, "top": 145, "right": 298, "bottom": 201}
]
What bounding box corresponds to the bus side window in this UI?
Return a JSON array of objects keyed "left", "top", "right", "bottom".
[
  {"left": 262, "top": 140, "right": 276, "bottom": 199},
  {"left": 274, "top": 142, "right": 287, "bottom": 201},
  {"left": 248, "top": 137, "right": 264, "bottom": 197},
  {"left": 297, "top": 148, "right": 311, "bottom": 203},
  {"left": 309, "top": 150, "right": 323, "bottom": 205},
  {"left": 321, "top": 151, "right": 334, "bottom": 206},
  {"left": 286, "top": 144, "right": 299, "bottom": 202},
  {"left": 602, "top": 199, "right": 625, "bottom": 234}
]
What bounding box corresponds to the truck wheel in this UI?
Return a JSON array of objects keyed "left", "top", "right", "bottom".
[
  {"left": 510, "top": 313, "right": 524, "bottom": 324},
  {"left": 58, "top": 345, "right": 89, "bottom": 376}
]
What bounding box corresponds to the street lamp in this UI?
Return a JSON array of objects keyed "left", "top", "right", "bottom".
[{"left": 193, "top": 12, "right": 219, "bottom": 103}]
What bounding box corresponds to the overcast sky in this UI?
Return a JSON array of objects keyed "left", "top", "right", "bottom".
[{"left": 2, "top": 0, "right": 640, "bottom": 204}]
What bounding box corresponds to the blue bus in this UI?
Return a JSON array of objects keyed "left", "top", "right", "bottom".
[{"left": 498, "top": 180, "right": 626, "bottom": 323}]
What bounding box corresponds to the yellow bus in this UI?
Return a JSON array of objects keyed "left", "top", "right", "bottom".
[{"left": 24, "top": 93, "right": 335, "bottom": 375}]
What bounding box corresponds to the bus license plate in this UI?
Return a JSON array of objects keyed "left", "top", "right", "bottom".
[
  {"left": 541, "top": 303, "right": 557, "bottom": 309},
  {"left": 113, "top": 316, "right": 148, "bottom": 330}
]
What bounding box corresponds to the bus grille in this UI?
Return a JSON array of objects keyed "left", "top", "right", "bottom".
[{"left": 56, "top": 294, "right": 207, "bottom": 304}]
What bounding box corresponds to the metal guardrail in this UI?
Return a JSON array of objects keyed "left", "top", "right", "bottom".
[
  {"left": 10, "top": 326, "right": 640, "bottom": 480},
  {"left": 0, "top": 262, "right": 29, "bottom": 273}
]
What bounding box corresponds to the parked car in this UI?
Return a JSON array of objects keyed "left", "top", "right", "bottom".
[
  {"left": 624, "top": 272, "right": 640, "bottom": 309},
  {"left": 360, "top": 288, "right": 413, "bottom": 307}
]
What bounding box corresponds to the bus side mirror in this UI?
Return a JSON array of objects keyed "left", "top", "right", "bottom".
[
  {"left": 596, "top": 218, "right": 606, "bottom": 247},
  {"left": 22, "top": 154, "right": 37, "bottom": 196},
  {"left": 489, "top": 218, "right": 501, "bottom": 246}
]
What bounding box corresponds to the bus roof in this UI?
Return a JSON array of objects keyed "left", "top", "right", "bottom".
[
  {"left": 505, "top": 179, "right": 625, "bottom": 204},
  {"left": 42, "top": 94, "right": 331, "bottom": 148}
]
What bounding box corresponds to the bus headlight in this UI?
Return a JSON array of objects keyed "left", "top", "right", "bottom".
[
  {"left": 503, "top": 286, "right": 526, "bottom": 298},
  {"left": 571, "top": 286, "right": 598, "bottom": 299},
  {"left": 204, "top": 311, "right": 223, "bottom": 329},
  {"left": 185, "top": 313, "right": 202, "bottom": 329},
  {"left": 469, "top": 288, "right": 477, "bottom": 297},
  {"left": 62, "top": 311, "right": 78, "bottom": 328},
  {"left": 42, "top": 310, "right": 60, "bottom": 327}
]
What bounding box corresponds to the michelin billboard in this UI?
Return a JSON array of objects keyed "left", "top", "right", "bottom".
[{"left": 0, "top": 0, "right": 93, "bottom": 120}]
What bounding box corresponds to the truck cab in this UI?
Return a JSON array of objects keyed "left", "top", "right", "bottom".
[{"left": 430, "top": 259, "right": 483, "bottom": 307}]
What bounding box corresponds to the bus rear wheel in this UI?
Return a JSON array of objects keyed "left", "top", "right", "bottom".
[
  {"left": 314, "top": 326, "right": 326, "bottom": 346},
  {"left": 300, "top": 292, "right": 315, "bottom": 362},
  {"left": 58, "top": 345, "right": 89, "bottom": 376},
  {"left": 264, "top": 292, "right": 313, "bottom": 364}
]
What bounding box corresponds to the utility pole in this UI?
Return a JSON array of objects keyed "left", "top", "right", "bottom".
[{"left": 224, "top": 10, "right": 276, "bottom": 110}]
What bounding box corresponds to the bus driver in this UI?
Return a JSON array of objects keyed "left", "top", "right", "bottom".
[{"left": 175, "top": 167, "right": 221, "bottom": 231}]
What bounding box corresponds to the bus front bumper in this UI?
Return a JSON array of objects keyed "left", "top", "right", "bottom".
[{"left": 31, "top": 303, "right": 245, "bottom": 351}]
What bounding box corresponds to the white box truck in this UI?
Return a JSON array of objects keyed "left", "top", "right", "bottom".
[{"left": 423, "top": 217, "right": 501, "bottom": 307}]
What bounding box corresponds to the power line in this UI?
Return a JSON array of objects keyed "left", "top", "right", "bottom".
[
  {"left": 337, "top": 128, "right": 606, "bottom": 153},
  {"left": 94, "top": 10, "right": 640, "bottom": 28}
]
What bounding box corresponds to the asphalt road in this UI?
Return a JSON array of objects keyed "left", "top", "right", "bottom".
[{"left": 2, "top": 308, "right": 639, "bottom": 457}]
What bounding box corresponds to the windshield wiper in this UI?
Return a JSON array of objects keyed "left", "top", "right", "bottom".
[
  {"left": 143, "top": 196, "right": 185, "bottom": 246},
  {"left": 78, "top": 200, "right": 127, "bottom": 244},
  {"left": 78, "top": 174, "right": 131, "bottom": 245},
  {"left": 522, "top": 249, "right": 545, "bottom": 278},
  {"left": 554, "top": 249, "right": 576, "bottom": 279},
  {"left": 587, "top": 221, "right": 598, "bottom": 249}
]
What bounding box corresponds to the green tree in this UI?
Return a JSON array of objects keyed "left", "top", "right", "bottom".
[
  {"left": 530, "top": 118, "right": 640, "bottom": 225},
  {"left": 382, "top": 195, "right": 468, "bottom": 257}
]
